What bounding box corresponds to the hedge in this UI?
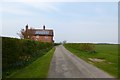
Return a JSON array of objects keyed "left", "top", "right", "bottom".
[{"left": 2, "top": 37, "right": 53, "bottom": 78}]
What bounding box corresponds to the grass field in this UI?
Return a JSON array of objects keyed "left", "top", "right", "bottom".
[
  {"left": 7, "top": 48, "right": 55, "bottom": 78},
  {"left": 64, "top": 43, "right": 118, "bottom": 77}
]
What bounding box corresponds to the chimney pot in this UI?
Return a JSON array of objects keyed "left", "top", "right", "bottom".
[
  {"left": 26, "top": 24, "right": 28, "bottom": 30},
  {"left": 43, "top": 25, "right": 45, "bottom": 30}
]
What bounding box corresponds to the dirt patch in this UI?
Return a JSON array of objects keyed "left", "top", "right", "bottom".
[
  {"left": 88, "top": 61, "right": 94, "bottom": 64},
  {"left": 88, "top": 58, "right": 105, "bottom": 63},
  {"left": 107, "top": 62, "right": 113, "bottom": 64}
]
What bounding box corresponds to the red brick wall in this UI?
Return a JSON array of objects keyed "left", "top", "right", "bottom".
[{"left": 31, "top": 35, "right": 53, "bottom": 42}]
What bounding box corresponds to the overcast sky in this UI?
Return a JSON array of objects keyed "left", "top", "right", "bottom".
[{"left": 1, "top": 0, "right": 118, "bottom": 43}]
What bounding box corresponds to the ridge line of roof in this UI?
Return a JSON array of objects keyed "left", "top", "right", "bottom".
[{"left": 28, "top": 29, "right": 53, "bottom": 30}]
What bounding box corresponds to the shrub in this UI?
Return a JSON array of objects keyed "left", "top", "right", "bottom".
[
  {"left": 54, "top": 43, "right": 61, "bottom": 46},
  {"left": 2, "top": 37, "right": 53, "bottom": 78},
  {"left": 80, "top": 43, "right": 96, "bottom": 53},
  {"left": 64, "top": 43, "right": 96, "bottom": 53}
]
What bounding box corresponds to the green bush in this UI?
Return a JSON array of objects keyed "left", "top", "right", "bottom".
[
  {"left": 64, "top": 43, "right": 96, "bottom": 53},
  {"left": 54, "top": 43, "right": 61, "bottom": 46},
  {"left": 80, "top": 43, "right": 96, "bottom": 53},
  {"left": 2, "top": 37, "right": 53, "bottom": 78}
]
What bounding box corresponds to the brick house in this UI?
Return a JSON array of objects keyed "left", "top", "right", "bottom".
[{"left": 23, "top": 24, "right": 54, "bottom": 43}]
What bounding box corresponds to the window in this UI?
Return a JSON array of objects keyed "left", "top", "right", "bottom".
[
  {"left": 45, "top": 36, "right": 48, "bottom": 39},
  {"left": 36, "top": 35, "right": 39, "bottom": 38}
]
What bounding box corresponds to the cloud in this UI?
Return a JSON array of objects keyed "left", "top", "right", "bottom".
[
  {"left": 1, "top": 2, "right": 61, "bottom": 16},
  {"left": 23, "top": 2, "right": 61, "bottom": 13},
  {"left": 1, "top": 5, "right": 31, "bottom": 16}
]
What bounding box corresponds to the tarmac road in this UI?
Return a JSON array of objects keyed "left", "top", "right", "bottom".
[{"left": 48, "top": 45, "right": 113, "bottom": 78}]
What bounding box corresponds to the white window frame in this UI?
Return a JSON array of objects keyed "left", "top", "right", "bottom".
[{"left": 36, "top": 35, "right": 39, "bottom": 38}]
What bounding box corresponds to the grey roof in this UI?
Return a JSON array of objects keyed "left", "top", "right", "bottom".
[{"left": 28, "top": 29, "right": 54, "bottom": 36}]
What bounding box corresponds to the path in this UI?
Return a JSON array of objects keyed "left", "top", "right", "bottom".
[{"left": 48, "top": 45, "right": 113, "bottom": 78}]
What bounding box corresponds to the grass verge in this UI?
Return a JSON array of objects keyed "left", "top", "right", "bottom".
[
  {"left": 64, "top": 44, "right": 118, "bottom": 77},
  {"left": 7, "top": 48, "right": 55, "bottom": 78}
]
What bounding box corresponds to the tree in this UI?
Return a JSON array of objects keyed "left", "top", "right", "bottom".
[
  {"left": 17, "top": 25, "right": 34, "bottom": 39},
  {"left": 63, "top": 40, "right": 67, "bottom": 44},
  {"left": 17, "top": 29, "right": 25, "bottom": 39}
]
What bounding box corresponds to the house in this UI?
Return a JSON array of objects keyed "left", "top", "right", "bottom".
[{"left": 23, "top": 24, "right": 54, "bottom": 43}]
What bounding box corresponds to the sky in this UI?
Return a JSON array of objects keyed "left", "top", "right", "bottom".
[{"left": 0, "top": 0, "right": 118, "bottom": 43}]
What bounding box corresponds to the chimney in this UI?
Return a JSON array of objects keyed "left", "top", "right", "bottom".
[
  {"left": 26, "top": 24, "right": 28, "bottom": 30},
  {"left": 43, "top": 25, "right": 45, "bottom": 30}
]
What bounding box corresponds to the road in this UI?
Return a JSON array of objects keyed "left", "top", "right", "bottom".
[{"left": 48, "top": 45, "right": 113, "bottom": 78}]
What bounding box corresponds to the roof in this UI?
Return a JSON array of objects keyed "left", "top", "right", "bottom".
[{"left": 27, "top": 29, "right": 54, "bottom": 36}]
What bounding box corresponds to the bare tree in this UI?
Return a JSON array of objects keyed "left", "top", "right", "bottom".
[
  {"left": 63, "top": 40, "right": 67, "bottom": 44},
  {"left": 17, "top": 29, "right": 25, "bottom": 39},
  {"left": 17, "top": 25, "right": 34, "bottom": 39}
]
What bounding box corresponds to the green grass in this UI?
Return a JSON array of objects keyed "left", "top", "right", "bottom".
[
  {"left": 64, "top": 44, "right": 118, "bottom": 77},
  {"left": 7, "top": 48, "right": 55, "bottom": 78}
]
